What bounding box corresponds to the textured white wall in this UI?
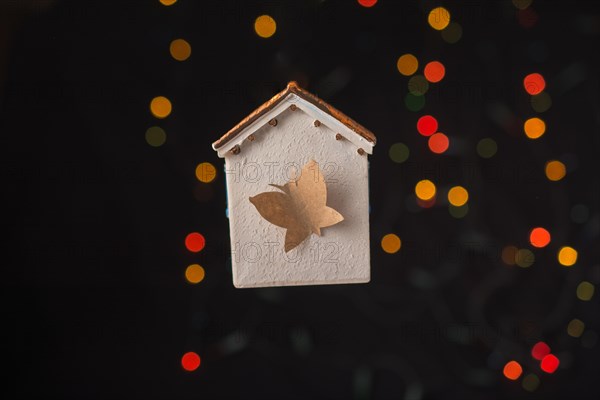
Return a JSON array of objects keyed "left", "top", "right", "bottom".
[{"left": 224, "top": 106, "right": 371, "bottom": 288}]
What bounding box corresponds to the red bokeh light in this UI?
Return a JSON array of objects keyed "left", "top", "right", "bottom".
[
  {"left": 358, "top": 0, "right": 377, "bottom": 7},
  {"left": 523, "top": 73, "right": 546, "bottom": 95},
  {"left": 540, "top": 354, "right": 559, "bottom": 373},
  {"left": 531, "top": 341, "right": 551, "bottom": 360},
  {"left": 185, "top": 232, "right": 205, "bottom": 253},
  {"left": 428, "top": 133, "right": 449, "bottom": 154},
  {"left": 529, "top": 227, "right": 551, "bottom": 248},
  {"left": 417, "top": 115, "right": 438, "bottom": 136},
  {"left": 181, "top": 351, "right": 201, "bottom": 371}
]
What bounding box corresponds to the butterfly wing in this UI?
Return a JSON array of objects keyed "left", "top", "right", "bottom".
[{"left": 249, "top": 192, "right": 296, "bottom": 229}]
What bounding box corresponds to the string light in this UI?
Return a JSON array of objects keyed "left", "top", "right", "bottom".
[
  {"left": 195, "top": 162, "right": 217, "bottom": 183},
  {"left": 381, "top": 234, "right": 401, "bottom": 254},
  {"left": 523, "top": 73, "right": 546, "bottom": 95},
  {"left": 415, "top": 180, "right": 436, "bottom": 201},
  {"left": 503, "top": 360, "right": 523, "bottom": 380},
  {"left": 529, "top": 227, "right": 551, "bottom": 248},
  {"left": 545, "top": 160, "right": 566, "bottom": 181},
  {"left": 424, "top": 61, "right": 446, "bottom": 83},
  {"left": 185, "top": 232, "right": 206, "bottom": 253},
  {"left": 524, "top": 117, "right": 546, "bottom": 139},
  {"left": 558, "top": 246, "right": 577, "bottom": 266},
  {"left": 397, "top": 54, "right": 419, "bottom": 76},
  {"left": 170, "top": 39, "right": 192, "bottom": 61},
  {"left": 417, "top": 115, "right": 438, "bottom": 136},
  {"left": 428, "top": 7, "right": 451, "bottom": 31},
  {"left": 145, "top": 126, "right": 167, "bottom": 147},
  {"left": 576, "top": 282, "right": 595, "bottom": 301},
  {"left": 185, "top": 264, "right": 205, "bottom": 284},
  {"left": 428, "top": 133, "right": 449, "bottom": 154},
  {"left": 540, "top": 354, "right": 559, "bottom": 373},
  {"left": 254, "top": 15, "right": 276, "bottom": 38},
  {"left": 531, "top": 342, "right": 551, "bottom": 360},
  {"left": 448, "top": 186, "right": 468, "bottom": 207},
  {"left": 181, "top": 352, "right": 201, "bottom": 371},
  {"left": 150, "top": 96, "right": 172, "bottom": 119},
  {"left": 358, "top": 0, "right": 378, "bottom": 8}
]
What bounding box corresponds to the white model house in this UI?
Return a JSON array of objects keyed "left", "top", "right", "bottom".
[{"left": 212, "top": 81, "right": 376, "bottom": 288}]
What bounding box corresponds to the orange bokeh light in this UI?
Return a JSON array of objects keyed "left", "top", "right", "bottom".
[
  {"left": 424, "top": 61, "right": 446, "bottom": 83},
  {"left": 428, "top": 133, "right": 449, "bottom": 154},
  {"left": 529, "top": 227, "right": 551, "bottom": 248},
  {"left": 503, "top": 361, "right": 523, "bottom": 380}
]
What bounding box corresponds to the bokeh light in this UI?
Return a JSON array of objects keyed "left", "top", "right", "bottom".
[
  {"left": 381, "top": 234, "right": 401, "bottom": 254},
  {"left": 170, "top": 38, "right": 191, "bottom": 61},
  {"left": 185, "top": 264, "right": 205, "bottom": 284},
  {"left": 417, "top": 115, "right": 438, "bottom": 136},
  {"left": 145, "top": 126, "right": 166, "bottom": 147},
  {"left": 576, "top": 281, "right": 595, "bottom": 301},
  {"left": 428, "top": 7, "right": 451, "bottom": 31},
  {"left": 441, "top": 22, "right": 462, "bottom": 43},
  {"left": 524, "top": 73, "right": 546, "bottom": 95},
  {"left": 448, "top": 204, "right": 468, "bottom": 218},
  {"left": 501, "top": 245, "right": 518, "bottom": 266},
  {"left": 397, "top": 54, "right": 419, "bottom": 76},
  {"left": 567, "top": 319, "right": 585, "bottom": 338},
  {"left": 477, "top": 138, "right": 498, "bottom": 158},
  {"left": 185, "top": 232, "right": 205, "bottom": 253},
  {"left": 524, "top": 117, "right": 546, "bottom": 139},
  {"left": 408, "top": 75, "right": 429, "bottom": 95},
  {"left": 181, "top": 351, "right": 201, "bottom": 371},
  {"left": 516, "top": 248, "right": 535, "bottom": 268},
  {"left": 522, "top": 374, "right": 540, "bottom": 392},
  {"left": 448, "top": 186, "right": 468, "bottom": 207},
  {"left": 512, "top": 0, "right": 533, "bottom": 10},
  {"left": 150, "top": 96, "right": 172, "bottom": 119},
  {"left": 540, "top": 354, "right": 559, "bottom": 373},
  {"left": 405, "top": 93, "right": 426, "bottom": 111},
  {"left": 254, "top": 15, "right": 276, "bottom": 38},
  {"left": 195, "top": 162, "right": 217, "bottom": 183},
  {"left": 529, "top": 227, "right": 551, "bottom": 248},
  {"left": 428, "top": 133, "right": 449, "bottom": 154},
  {"left": 424, "top": 61, "right": 446, "bottom": 83},
  {"left": 531, "top": 92, "right": 552, "bottom": 112},
  {"left": 531, "top": 341, "right": 551, "bottom": 360},
  {"left": 358, "top": 0, "right": 378, "bottom": 7},
  {"left": 558, "top": 246, "right": 577, "bottom": 266},
  {"left": 159, "top": 0, "right": 177, "bottom": 6},
  {"left": 415, "top": 180, "right": 436, "bottom": 201},
  {"left": 503, "top": 360, "right": 522, "bottom": 380},
  {"left": 545, "top": 160, "right": 566, "bottom": 181},
  {"left": 389, "top": 143, "right": 410, "bottom": 163}
]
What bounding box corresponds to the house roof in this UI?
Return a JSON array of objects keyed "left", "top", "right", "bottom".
[{"left": 212, "top": 81, "right": 377, "bottom": 151}]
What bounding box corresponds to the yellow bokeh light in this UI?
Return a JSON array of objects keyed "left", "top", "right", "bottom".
[
  {"left": 415, "top": 180, "right": 436, "bottom": 201},
  {"left": 145, "top": 126, "right": 167, "bottom": 147},
  {"left": 576, "top": 281, "right": 595, "bottom": 301},
  {"left": 558, "top": 246, "right": 578, "bottom": 266},
  {"left": 397, "top": 54, "right": 419, "bottom": 76},
  {"left": 567, "top": 318, "right": 585, "bottom": 338},
  {"left": 159, "top": 0, "right": 177, "bottom": 6},
  {"left": 524, "top": 117, "right": 546, "bottom": 139},
  {"left": 515, "top": 248, "right": 535, "bottom": 268},
  {"left": 254, "top": 15, "right": 276, "bottom": 38},
  {"left": 195, "top": 162, "right": 217, "bottom": 183},
  {"left": 545, "top": 160, "right": 566, "bottom": 181},
  {"left": 381, "top": 234, "right": 401, "bottom": 254},
  {"left": 185, "top": 264, "right": 205, "bottom": 284},
  {"left": 170, "top": 38, "right": 191, "bottom": 61},
  {"left": 428, "top": 7, "right": 451, "bottom": 31},
  {"left": 447, "top": 186, "right": 469, "bottom": 207},
  {"left": 150, "top": 96, "right": 172, "bottom": 119}
]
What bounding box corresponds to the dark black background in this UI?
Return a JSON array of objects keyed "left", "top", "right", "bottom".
[{"left": 1, "top": 0, "right": 599, "bottom": 399}]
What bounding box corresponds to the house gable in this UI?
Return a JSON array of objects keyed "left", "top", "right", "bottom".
[{"left": 212, "top": 82, "right": 376, "bottom": 158}]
